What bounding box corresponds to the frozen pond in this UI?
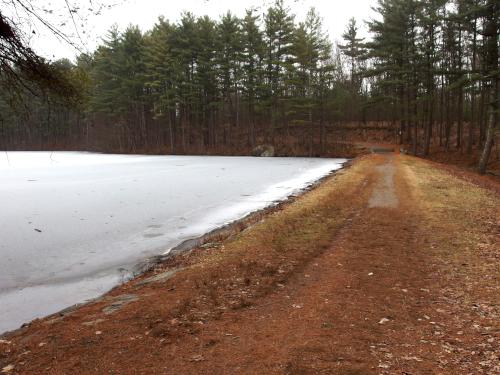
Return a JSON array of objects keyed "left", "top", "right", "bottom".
[{"left": 0, "top": 152, "right": 346, "bottom": 333}]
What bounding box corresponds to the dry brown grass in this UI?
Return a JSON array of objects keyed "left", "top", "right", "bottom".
[
  {"left": 401, "top": 155, "right": 499, "bottom": 372},
  {"left": 138, "top": 156, "right": 375, "bottom": 323},
  {"left": 3, "top": 154, "right": 497, "bottom": 375}
]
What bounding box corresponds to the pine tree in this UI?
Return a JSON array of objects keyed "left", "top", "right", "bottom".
[
  {"left": 418, "top": 1, "right": 445, "bottom": 155},
  {"left": 241, "top": 8, "right": 265, "bottom": 147},
  {"left": 367, "top": 0, "right": 412, "bottom": 144},
  {"left": 3, "top": 0, "right": 496, "bottom": 168},
  {"left": 291, "top": 8, "right": 326, "bottom": 155},
  {"left": 145, "top": 17, "right": 177, "bottom": 151},
  {"left": 89, "top": 25, "right": 147, "bottom": 151},
  {"left": 216, "top": 12, "right": 243, "bottom": 145},
  {"left": 195, "top": 15, "right": 218, "bottom": 147},
  {"left": 169, "top": 12, "right": 200, "bottom": 149},
  {"left": 338, "top": 18, "right": 366, "bottom": 92},
  {"left": 478, "top": 0, "right": 499, "bottom": 173},
  {"left": 264, "top": 0, "right": 295, "bottom": 138},
  {"left": 90, "top": 26, "right": 124, "bottom": 116}
]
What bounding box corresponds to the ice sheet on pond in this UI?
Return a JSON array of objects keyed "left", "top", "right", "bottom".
[{"left": 0, "top": 152, "right": 346, "bottom": 333}]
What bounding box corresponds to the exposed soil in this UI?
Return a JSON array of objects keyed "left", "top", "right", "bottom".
[{"left": 1, "top": 154, "right": 498, "bottom": 374}]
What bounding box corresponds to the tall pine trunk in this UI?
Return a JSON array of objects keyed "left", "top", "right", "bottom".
[{"left": 478, "top": 0, "right": 499, "bottom": 174}]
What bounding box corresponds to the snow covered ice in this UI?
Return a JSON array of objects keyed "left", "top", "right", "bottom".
[{"left": 0, "top": 152, "right": 346, "bottom": 333}]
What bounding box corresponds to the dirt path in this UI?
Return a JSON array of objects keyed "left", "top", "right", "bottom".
[
  {"left": 1, "top": 154, "right": 498, "bottom": 374},
  {"left": 368, "top": 156, "right": 398, "bottom": 208}
]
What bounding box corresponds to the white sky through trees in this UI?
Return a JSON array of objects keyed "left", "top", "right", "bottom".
[{"left": 15, "top": 0, "right": 377, "bottom": 61}]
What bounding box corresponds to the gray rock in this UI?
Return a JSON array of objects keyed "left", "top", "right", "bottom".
[
  {"left": 102, "top": 294, "right": 139, "bottom": 315},
  {"left": 136, "top": 268, "right": 182, "bottom": 286},
  {"left": 251, "top": 145, "right": 275, "bottom": 157},
  {"left": 82, "top": 318, "right": 106, "bottom": 326}
]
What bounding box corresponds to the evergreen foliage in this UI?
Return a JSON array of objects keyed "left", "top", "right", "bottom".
[{"left": 0, "top": 0, "right": 498, "bottom": 171}]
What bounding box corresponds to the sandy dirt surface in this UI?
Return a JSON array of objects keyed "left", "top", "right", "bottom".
[{"left": 1, "top": 154, "right": 498, "bottom": 374}]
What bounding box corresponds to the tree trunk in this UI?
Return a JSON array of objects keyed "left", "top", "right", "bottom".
[
  {"left": 456, "top": 85, "right": 463, "bottom": 150},
  {"left": 478, "top": 0, "right": 498, "bottom": 174},
  {"left": 456, "top": 25, "right": 463, "bottom": 150},
  {"left": 445, "top": 91, "right": 452, "bottom": 151},
  {"left": 478, "top": 80, "right": 498, "bottom": 174},
  {"left": 467, "top": 18, "right": 478, "bottom": 154}
]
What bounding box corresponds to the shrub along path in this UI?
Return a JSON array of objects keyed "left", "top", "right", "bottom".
[{"left": 1, "top": 154, "right": 498, "bottom": 374}]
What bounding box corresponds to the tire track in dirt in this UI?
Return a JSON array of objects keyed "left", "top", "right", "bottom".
[{"left": 140, "top": 154, "right": 440, "bottom": 374}]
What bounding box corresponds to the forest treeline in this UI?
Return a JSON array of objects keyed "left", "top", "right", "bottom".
[{"left": 0, "top": 0, "right": 498, "bottom": 172}]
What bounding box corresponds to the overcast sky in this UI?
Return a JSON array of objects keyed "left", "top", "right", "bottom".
[{"left": 15, "top": 0, "right": 378, "bottom": 61}]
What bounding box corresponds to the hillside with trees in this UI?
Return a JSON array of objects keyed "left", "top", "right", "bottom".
[{"left": 0, "top": 0, "right": 498, "bottom": 173}]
